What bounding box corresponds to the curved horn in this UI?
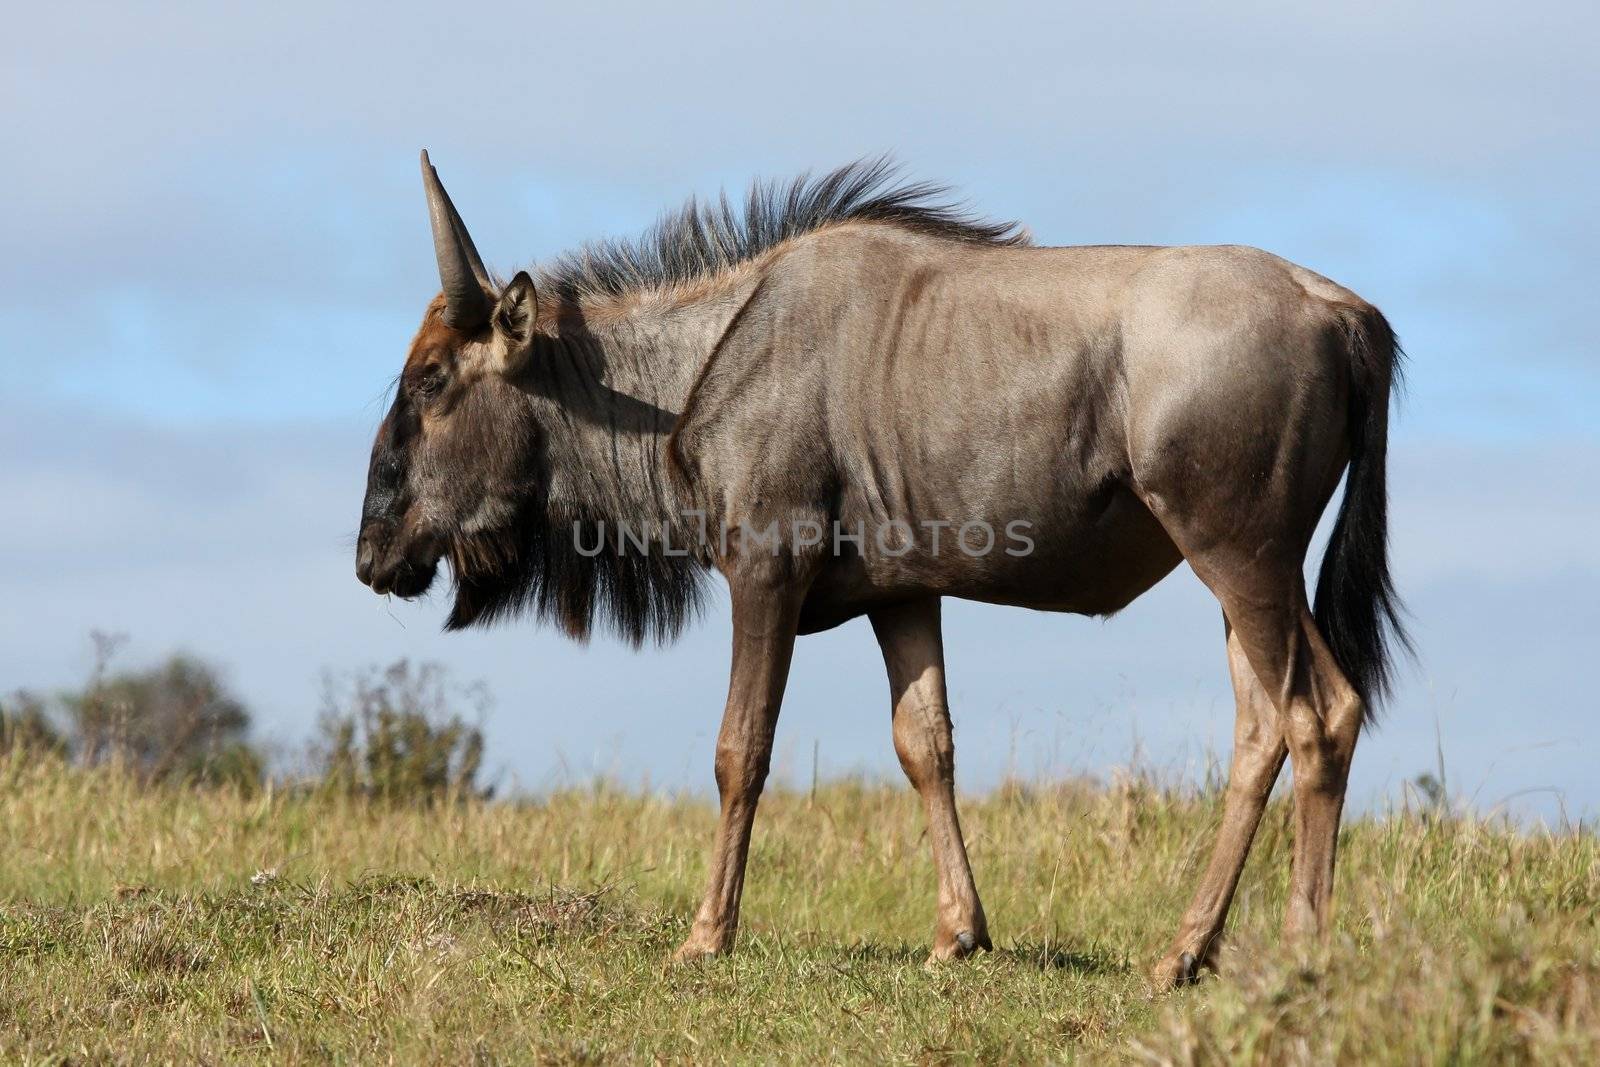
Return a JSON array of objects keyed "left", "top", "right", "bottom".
[{"left": 420, "top": 150, "right": 491, "bottom": 330}]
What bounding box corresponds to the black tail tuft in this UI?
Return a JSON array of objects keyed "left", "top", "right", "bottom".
[{"left": 1313, "top": 305, "right": 1413, "bottom": 723}]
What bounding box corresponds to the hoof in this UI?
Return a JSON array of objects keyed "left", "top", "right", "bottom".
[
  {"left": 1151, "top": 950, "right": 1204, "bottom": 990},
  {"left": 928, "top": 927, "right": 994, "bottom": 964},
  {"left": 670, "top": 938, "right": 725, "bottom": 966}
]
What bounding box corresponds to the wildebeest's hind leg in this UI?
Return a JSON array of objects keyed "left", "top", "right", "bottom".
[
  {"left": 1152, "top": 613, "right": 1287, "bottom": 987},
  {"left": 1217, "top": 587, "right": 1364, "bottom": 942},
  {"left": 1129, "top": 309, "right": 1384, "bottom": 976},
  {"left": 870, "top": 598, "right": 991, "bottom": 962},
  {"left": 1164, "top": 548, "right": 1364, "bottom": 958}
]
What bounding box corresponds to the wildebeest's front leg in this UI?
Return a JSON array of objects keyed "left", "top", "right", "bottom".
[
  {"left": 672, "top": 570, "right": 805, "bottom": 963},
  {"left": 871, "top": 598, "right": 991, "bottom": 962}
]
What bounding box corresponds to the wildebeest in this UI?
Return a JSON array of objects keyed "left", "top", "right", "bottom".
[{"left": 356, "top": 152, "right": 1408, "bottom": 985}]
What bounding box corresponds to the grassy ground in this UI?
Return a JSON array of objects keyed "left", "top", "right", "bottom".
[{"left": 0, "top": 756, "right": 1595, "bottom": 1063}]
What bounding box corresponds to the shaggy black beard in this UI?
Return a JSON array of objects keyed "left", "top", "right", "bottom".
[{"left": 443, "top": 501, "right": 708, "bottom": 646}]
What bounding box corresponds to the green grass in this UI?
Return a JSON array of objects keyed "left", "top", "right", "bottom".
[{"left": 0, "top": 756, "right": 1595, "bottom": 1063}]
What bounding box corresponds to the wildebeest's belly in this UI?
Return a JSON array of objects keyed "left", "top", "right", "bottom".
[{"left": 796, "top": 481, "right": 1183, "bottom": 634}]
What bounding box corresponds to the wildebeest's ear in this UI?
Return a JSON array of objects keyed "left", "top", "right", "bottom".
[{"left": 491, "top": 271, "right": 538, "bottom": 375}]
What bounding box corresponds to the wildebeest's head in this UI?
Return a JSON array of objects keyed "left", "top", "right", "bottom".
[{"left": 355, "top": 152, "right": 542, "bottom": 612}]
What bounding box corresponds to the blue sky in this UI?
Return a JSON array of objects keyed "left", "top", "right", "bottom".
[{"left": 3, "top": 2, "right": 1596, "bottom": 818}]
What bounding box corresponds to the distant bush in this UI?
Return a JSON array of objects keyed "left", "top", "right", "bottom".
[
  {"left": 2, "top": 639, "right": 499, "bottom": 803},
  {"left": 3, "top": 632, "right": 262, "bottom": 789},
  {"left": 0, "top": 690, "right": 69, "bottom": 758},
  {"left": 314, "top": 660, "right": 490, "bottom": 804}
]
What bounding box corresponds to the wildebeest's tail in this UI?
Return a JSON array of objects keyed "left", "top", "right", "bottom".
[{"left": 1313, "top": 304, "right": 1412, "bottom": 721}]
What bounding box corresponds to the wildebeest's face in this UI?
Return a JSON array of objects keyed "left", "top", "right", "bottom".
[{"left": 355, "top": 152, "right": 541, "bottom": 602}]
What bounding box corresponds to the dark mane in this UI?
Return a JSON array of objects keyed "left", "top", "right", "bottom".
[
  {"left": 440, "top": 161, "right": 1021, "bottom": 643},
  {"left": 537, "top": 158, "right": 1028, "bottom": 302}
]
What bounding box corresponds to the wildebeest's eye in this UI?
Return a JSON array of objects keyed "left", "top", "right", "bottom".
[{"left": 417, "top": 368, "right": 446, "bottom": 401}]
